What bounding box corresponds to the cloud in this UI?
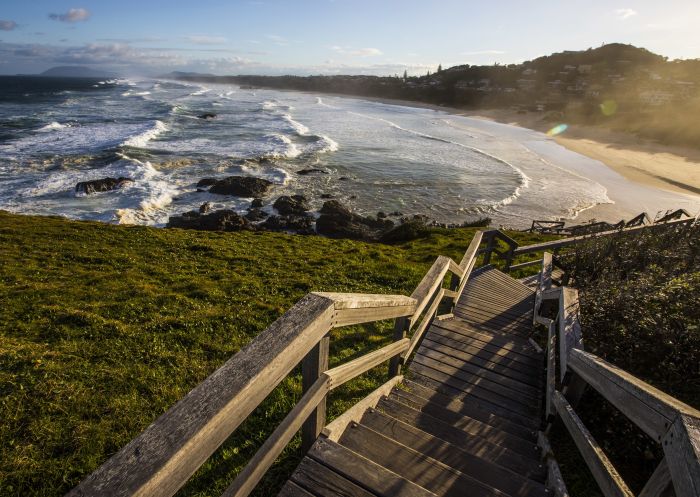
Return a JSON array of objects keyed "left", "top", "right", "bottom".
[
  {"left": 462, "top": 50, "right": 506, "bottom": 55},
  {"left": 49, "top": 8, "right": 91, "bottom": 23},
  {"left": 186, "top": 35, "right": 228, "bottom": 45},
  {"left": 614, "top": 8, "right": 637, "bottom": 20},
  {"left": 0, "top": 20, "right": 17, "bottom": 31},
  {"left": 331, "top": 46, "right": 383, "bottom": 57},
  {"left": 266, "top": 34, "right": 289, "bottom": 46}
]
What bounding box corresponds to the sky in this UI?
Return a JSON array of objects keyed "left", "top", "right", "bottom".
[{"left": 0, "top": 0, "right": 699, "bottom": 76}]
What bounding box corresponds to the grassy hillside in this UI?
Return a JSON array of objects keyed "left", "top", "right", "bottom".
[{"left": 0, "top": 211, "right": 550, "bottom": 496}]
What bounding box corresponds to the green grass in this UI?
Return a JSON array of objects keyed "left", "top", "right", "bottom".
[{"left": 0, "top": 211, "right": 553, "bottom": 497}]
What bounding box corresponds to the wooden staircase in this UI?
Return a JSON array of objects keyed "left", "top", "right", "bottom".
[
  {"left": 280, "top": 268, "right": 549, "bottom": 497},
  {"left": 68, "top": 222, "right": 700, "bottom": 497}
]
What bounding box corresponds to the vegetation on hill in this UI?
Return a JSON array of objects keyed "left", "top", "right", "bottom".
[
  {"left": 551, "top": 221, "right": 700, "bottom": 495},
  {"left": 0, "top": 211, "right": 551, "bottom": 497},
  {"left": 179, "top": 43, "right": 700, "bottom": 149}
]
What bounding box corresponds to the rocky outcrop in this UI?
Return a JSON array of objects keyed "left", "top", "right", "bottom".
[
  {"left": 297, "top": 168, "right": 329, "bottom": 175},
  {"left": 315, "top": 200, "right": 393, "bottom": 241},
  {"left": 207, "top": 176, "right": 273, "bottom": 197},
  {"left": 75, "top": 177, "right": 133, "bottom": 195},
  {"left": 198, "top": 113, "right": 217, "bottom": 120},
  {"left": 167, "top": 209, "right": 249, "bottom": 231},
  {"left": 273, "top": 195, "right": 310, "bottom": 216},
  {"left": 245, "top": 208, "right": 268, "bottom": 222},
  {"left": 262, "top": 215, "right": 315, "bottom": 235}
]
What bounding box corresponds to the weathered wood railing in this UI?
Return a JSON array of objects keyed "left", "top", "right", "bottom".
[
  {"left": 534, "top": 252, "right": 700, "bottom": 497},
  {"left": 483, "top": 215, "right": 697, "bottom": 273},
  {"left": 68, "top": 232, "right": 483, "bottom": 497}
]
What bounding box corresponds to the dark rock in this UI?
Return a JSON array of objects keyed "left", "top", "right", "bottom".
[
  {"left": 380, "top": 219, "right": 431, "bottom": 243},
  {"left": 273, "top": 195, "right": 310, "bottom": 216},
  {"left": 167, "top": 209, "right": 249, "bottom": 232},
  {"left": 377, "top": 211, "right": 387, "bottom": 219},
  {"left": 75, "top": 177, "right": 133, "bottom": 195},
  {"left": 320, "top": 194, "right": 334, "bottom": 199},
  {"left": 297, "top": 168, "right": 329, "bottom": 175},
  {"left": 262, "top": 215, "right": 314, "bottom": 235},
  {"left": 198, "top": 113, "right": 217, "bottom": 120},
  {"left": 389, "top": 211, "right": 403, "bottom": 217},
  {"left": 316, "top": 201, "right": 393, "bottom": 241},
  {"left": 208, "top": 176, "right": 273, "bottom": 197},
  {"left": 199, "top": 202, "right": 212, "bottom": 214},
  {"left": 197, "top": 178, "right": 217, "bottom": 187},
  {"left": 245, "top": 208, "right": 268, "bottom": 222},
  {"left": 338, "top": 176, "right": 351, "bottom": 181},
  {"left": 251, "top": 198, "right": 264, "bottom": 208}
]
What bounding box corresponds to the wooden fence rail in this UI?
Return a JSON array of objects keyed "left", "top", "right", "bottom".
[
  {"left": 535, "top": 256, "right": 700, "bottom": 497},
  {"left": 68, "top": 233, "right": 479, "bottom": 497}
]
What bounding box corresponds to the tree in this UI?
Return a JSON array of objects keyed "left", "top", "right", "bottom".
[
  {"left": 403, "top": 69, "right": 408, "bottom": 81},
  {"left": 437, "top": 64, "right": 442, "bottom": 73}
]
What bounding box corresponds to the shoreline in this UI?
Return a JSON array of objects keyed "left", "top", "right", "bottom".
[{"left": 306, "top": 91, "right": 700, "bottom": 223}]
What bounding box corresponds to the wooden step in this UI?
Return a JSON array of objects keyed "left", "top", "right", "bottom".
[
  {"left": 339, "top": 422, "right": 507, "bottom": 497},
  {"left": 378, "top": 395, "right": 540, "bottom": 458},
  {"left": 413, "top": 347, "right": 542, "bottom": 400},
  {"left": 407, "top": 362, "right": 541, "bottom": 419},
  {"left": 361, "top": 408, "right": 547, "bottom": 489},
  {"left": 431, "top": 320, "right": 540, "bottom": 359},
  {"left": 289, "top": 456, "right": 376, "bottom": 497},
  {"left": 404, "top": 373, "right": 541, "bottom": 430},
  {"left": 419, "top": 336, "right": 543, "bottom": 386},
  {"left": 278, "top": 481, "right": 316, "bottom": 497},
  {"left": 305, "top": 437, "right": 437, "bottom": 497},
  {"left": 401, "top": 380, "right": 540, "bottom": 435}
]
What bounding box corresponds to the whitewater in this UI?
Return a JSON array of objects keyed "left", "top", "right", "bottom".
[{"left": 0, "top": 75, "right": 618, "bottom": 227}]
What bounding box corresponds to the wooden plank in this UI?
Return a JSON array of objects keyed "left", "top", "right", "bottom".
[
  {"left": 559, "top": 287, "right": 583, "bottom": 382},
  {"left": 401, "top": 375, "right": 541, "bottom": 430},
  {"left": 552, "top": 391, "right": 634, "bottom": 497},
  {"left": 413, "top": 348, "right": 541, "bottom": 401},
  {"left": 326, "top": 339, "right": 409, "bottom": 388},
  {"left": 277, "top": 481, "right": 316, "bottom": 497},
  {"left": 426, "top": 323, "right": 542, "bottom": 366},
  {"left": 66, "top": 293, "right": 336, "bottom": 497},
  {"left": 402, "top": 288, "right": 445, "bottom": 361},
  {"left": 321, "top": 375, "right": 403, "bottom": 442},
  {"left": 509, "top": 258, "right": 543, "bottom": 271},
  {"left": 459, "top": 230, "right": 484, "bottom": 268},
  {"left": 376, "top": 396, "right": 543, "bottom": 465},
  {"left": 420, "top": 337, "right": 542, "bottom": 384},
  {"left": 408, "top": 256, "right": 451, "bottom": 326},
  {"left": 360, "top": 411, "right": 548, "bottom": 497},
  {"left": 389, "top": 316, "right": 409, "bottom": 377},
  {"left": 513, "top": 217, "right": 695, "bottom": 256},
  {"left": 534, "top": 252, "right": 553, "bottom": 325},
  {"left": 398, "top": 381, "right": 539, "bottom": 439},
  {"left": 537, "top": 432, "right": 571, "bottom": 497},
  {"left": 302, "top": 337, "right": 329, "bottom": 451},
  {"left": 221, "top": 375, "right": 331, "bottom": 497},
  {"left": 290, "top": 457, "right": 376, "bottom": 497},
  {"left": 308, "top": 437, "right": 437, "bottom": 497},
  {"left": 568, "top": 348, "right": 700, "bottom": 441},
  {"left": 432, "top": 318, "right": 535, "bottom": 348},
  {"left": 638, "top": 458, "right": 672, "bottom": 497},
  {"left": 339, "top": 422, "right": 504, "bottom": 497},
  {"left": 546, "top": 320, "right": 556, "bottom": 419},
  {"left": 409, "top": 358, "right": 540, "bottom": 414},
  {"left": 333, "top": 304, "right": 416, "bottom": 328},
  {"left": 664, "top": 413, "right": 700, "bottom": 497}
]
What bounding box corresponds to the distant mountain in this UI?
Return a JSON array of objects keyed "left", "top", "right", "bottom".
[
  {"left": 39, "top": 66, "right": 118, "bottom": 78},
  {"left": 160, "top": 71, "right": 216, "bottom": 79}
]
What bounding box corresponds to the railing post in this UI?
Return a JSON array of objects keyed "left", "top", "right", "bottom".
[
  {"left": 482, "top": 231, "right": 496, "bottom": 266},
  {"left": 301, "top": 336, "right": 329, "bottom": 451},
  {"left": 388, "top": 317, "right": 409, "bottom": 377}
]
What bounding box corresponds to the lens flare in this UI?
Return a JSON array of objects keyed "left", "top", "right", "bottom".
[
  {"left": 600, "top": 100, "right": 618, "bottom": 116},
  {"left": 546, "top": 124, "right": 568, "bottom": 136}
]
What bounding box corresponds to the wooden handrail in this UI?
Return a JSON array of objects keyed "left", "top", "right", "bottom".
[
  {"left": 68, "top": 292, "right": 417, "bottom": 497},
  {"left": 513, "top": 217, "right": 695, "bottom": 256},
  {"left": 535, "top": 277, "right": 700, "bottom": 497}
]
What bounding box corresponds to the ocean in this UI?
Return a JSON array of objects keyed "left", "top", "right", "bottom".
[{"left": 0, "top": 75, "right": 615, "bottom": 228}]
